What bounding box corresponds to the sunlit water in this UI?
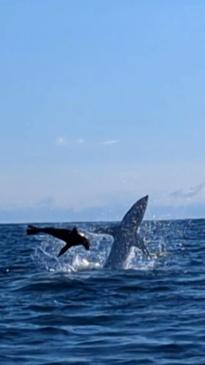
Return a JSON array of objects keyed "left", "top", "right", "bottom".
[{"left": 0, "top": 219, "right": 205, "bottom": 364}]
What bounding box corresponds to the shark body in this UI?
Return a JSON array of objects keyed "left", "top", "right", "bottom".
[{"left": 96, "top": 195, "right": 149, "bottom": 269}]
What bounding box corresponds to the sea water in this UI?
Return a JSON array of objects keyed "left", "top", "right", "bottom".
[{"left": 0, "top": 219, "right": 205, "bottom": 364}]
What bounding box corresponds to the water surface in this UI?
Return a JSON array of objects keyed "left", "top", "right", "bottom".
[{"left": 0, "top": 220, "right": 205, "bottom": 364}]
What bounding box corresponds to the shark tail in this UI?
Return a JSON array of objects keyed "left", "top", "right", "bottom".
[{"left": 27, "top": 225, "right": 41, "bottom": 235}]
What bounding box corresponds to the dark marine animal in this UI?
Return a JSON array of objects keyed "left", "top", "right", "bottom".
[
  {"left": 27, "top": 225, "right": 90, "bottom": 257},
  {"left": 95, "top": 195, "right": 149, "bottom": 269}
]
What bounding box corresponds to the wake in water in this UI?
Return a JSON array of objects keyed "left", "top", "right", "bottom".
[
  {"left": 32, "top": 232, "right": 112, "bottom": 272},
  {"left": 31, "top": 195, "right": 150, "bottom": 272},
  {"left": 31, "top": 226, "right": 169, "bottom": 273},
  {"left": 30, "top": 194, "right": 188, "bottom": 274},
  {"left": 1, "top": 220, "right": 205, "bottom": 365}
]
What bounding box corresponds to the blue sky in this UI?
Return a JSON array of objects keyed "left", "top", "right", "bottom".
[{"left": 1, "top": 1, "right": 205, "bottom": 222}]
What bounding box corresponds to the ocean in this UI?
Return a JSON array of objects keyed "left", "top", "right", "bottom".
[{"left": 0, "top": 219, "right": 205, "bottom": 365}]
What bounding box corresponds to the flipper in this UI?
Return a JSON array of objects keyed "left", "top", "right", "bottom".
[
  {"left": 134, "top": 234, "right": 150, "bottom": 257},
  {"left": 58, "top": 243, "right": 71, "bottom": 257}
]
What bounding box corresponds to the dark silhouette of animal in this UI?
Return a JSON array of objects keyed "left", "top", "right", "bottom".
[{"left": 27, "top": 225, "right": 90, "bottom": 257}]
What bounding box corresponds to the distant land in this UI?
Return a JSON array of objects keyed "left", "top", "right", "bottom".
[{"left": 0, "top": 201, "right": 204, "bottom": 224}]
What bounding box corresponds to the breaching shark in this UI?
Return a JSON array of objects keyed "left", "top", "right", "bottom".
[{"left": 96, "top": 195, "right": 149, "bottom": 269}]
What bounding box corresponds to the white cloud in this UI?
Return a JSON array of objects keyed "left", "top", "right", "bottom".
[
  {"left": 102, "top": 139, "right": 119, "bottom": 145},
  {"left": 56, "top": 136, "right": 85, "bottom": 146},
  {"left": 56, "top": 136, "right": 67, "bottom": 146},
  {"left": 76, "top": 138, "right": 85, "bottom": 144},
  {"left": 1, "top": 161, "right": 205, "bottom": 221},
  {"left": 170, "top": 182, "right": 205, "bottom": 199}
]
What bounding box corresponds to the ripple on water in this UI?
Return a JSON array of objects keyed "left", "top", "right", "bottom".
[{"left": 0, "top": 220, "right": 205, "bottom": 364}]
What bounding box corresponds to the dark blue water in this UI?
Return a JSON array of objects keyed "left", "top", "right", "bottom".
[{"left": 1, "top": 219, "right": 205, "bottom": 364}]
